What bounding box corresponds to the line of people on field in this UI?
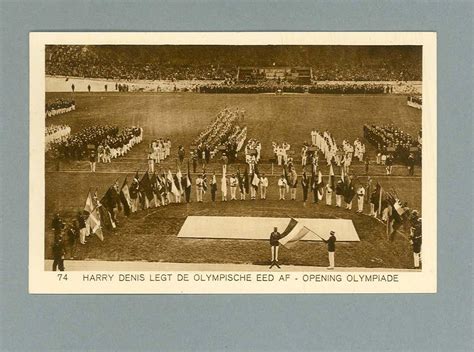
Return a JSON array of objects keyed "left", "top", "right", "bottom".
[
  {"left": 192, "top": 107, "right": 248, "bottom": 164},
  {"left": 95, "top": 127, "right": 143, "bottom": 165},
  {"left": 363, "top": 124, "right": 421, "bottom": 165},
  {"left": 48, "top": 125, "right": 143, "bottom": 163},
  {"left": 272, "top": 141, "right": 291, "bottom": 166},
  {"left": 45, "top": 99, "right": 76, "bottom": 118},
  {"left": 146, "top": 138, "right": 171, "bottom": 172},
  {"left": 45, "top": 124, "right": 71, "bottom": 152}
]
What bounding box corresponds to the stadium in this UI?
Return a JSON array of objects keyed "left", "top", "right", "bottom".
[{"left": 44, "top": 45, "right": 422, "bottom": 271}]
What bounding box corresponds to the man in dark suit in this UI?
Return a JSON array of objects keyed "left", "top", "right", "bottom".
[
  {"left": 411, "top": 219, "right": 422, "bottom": 269},
  {"left": 269, "top": 227, "right": 283, "bottom": 269},
  {"left": 52, "top": 235, "right": 66, "bottom": 271},
  {"left": 323, "top": 231, "right": 336, "bottom": 269}
]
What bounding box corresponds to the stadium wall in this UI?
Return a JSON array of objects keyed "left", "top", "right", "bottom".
[{"left": 46, "top": 75, "right": 422, "bottom": 94}]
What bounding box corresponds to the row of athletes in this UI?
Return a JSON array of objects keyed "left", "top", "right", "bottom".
[{"left": 189, "top": 168, "right": 367, "bottom": 214}]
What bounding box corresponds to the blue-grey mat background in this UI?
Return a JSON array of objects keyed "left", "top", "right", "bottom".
[{"left": 0, "top": 1, "right": 472, "bottom": 351}]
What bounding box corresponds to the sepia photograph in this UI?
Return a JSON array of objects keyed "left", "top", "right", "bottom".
[{"left": 29, "top": 32, "right": 436, "bottom": 293}]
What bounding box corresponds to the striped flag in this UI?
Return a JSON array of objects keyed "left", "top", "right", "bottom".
[
  {"left": 279, "top": 218, "right": 313, "bottom": 249},
  {"left": 167, "top": 170, "right": 180, "bottom": 197}
]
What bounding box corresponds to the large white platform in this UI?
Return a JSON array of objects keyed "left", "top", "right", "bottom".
[{"left": 177, "top": 216, "right": 360, "bottom": 242}]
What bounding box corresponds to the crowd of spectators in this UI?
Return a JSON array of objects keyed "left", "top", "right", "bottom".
[
  {"left": 45, "top": 99, "right": 75, "bottom": 117},
  {"left": 363, "top": 124, "right": 421, "bottom": 164},
  {"left": 46, "top": 46, "right": 236, "bottom": 81},
  {"left": 199, "top": 82, "right": 392, "bottom": 94},
  {"left": 46, "top": 45, "right": 422, "bottom": 83}
]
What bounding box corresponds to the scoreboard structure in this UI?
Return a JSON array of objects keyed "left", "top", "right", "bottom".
[{"left": 237, "top": 66, "right": 312, "bottom": 84}]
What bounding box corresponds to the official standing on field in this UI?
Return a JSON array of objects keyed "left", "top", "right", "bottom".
[{"left": 323, "top": 231, "right": 336, "bottom": 269}]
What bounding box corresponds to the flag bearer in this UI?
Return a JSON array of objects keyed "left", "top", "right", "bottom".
[{"left": 323, "top": 231, "right": 336, "bottom": 269}]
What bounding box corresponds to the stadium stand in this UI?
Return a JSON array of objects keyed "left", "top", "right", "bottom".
[{"left": 46, "top": 45, "right": 422, "bottom": 82}]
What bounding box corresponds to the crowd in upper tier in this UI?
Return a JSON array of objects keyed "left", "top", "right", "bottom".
[{"left": 46, "top": 45, "right": 422, "bottom": 82}]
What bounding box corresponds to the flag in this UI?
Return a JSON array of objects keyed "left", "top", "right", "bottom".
[
  {"left": 119, "top": 178, "right": 131, "bottom": 216},
  {"left": 252, "top": 172, "right": 260, "bottom": 188},
  {"left": 243, "top": 167, "right": 250, "bottom": 193},
  {"left": 100, "top": 187, "right": 118, "bottom": 229},
  {"left": 202, "top": 173, "right": 208, "bottom": 193},
  {"left": 280, "top": 218, "right": 298, "bottom": 237},
  {"left": 186, "top": 165, "right": 192, "bottom": 189},
  {"left": 317, "top": 171, "right": 324, "bottom": 200},
  {"left": 278, "top": 218, "right": 313, "bottom": 249},
  {"left": 385, "top": 190, "right": 405, "bottom": 236},
  {"left": 167, "top": 170, "right": 180, "bottom": 197},
  {"left": 280, "top": 225, "right": 313, "bottom": 249},
  {"left": 150, "top": 172, "right": 160, "bottom": 207},
  {"left": 176, "top": 169, "right": 183, "bottom": 194},
  {"left": 98, "top": 204, "right": 115, "bottom": 230},
  {"left": 83, "top": 191, "right": 104, "bottom": 241},
  {"left": 140, "top": 172, "right": 154, "bottom": 209}
]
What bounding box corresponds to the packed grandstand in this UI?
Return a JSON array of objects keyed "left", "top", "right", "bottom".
[{"left": 46, "top": 45, "right": 422, "bottom": 83}]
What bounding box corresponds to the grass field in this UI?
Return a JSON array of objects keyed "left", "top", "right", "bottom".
[{"left": 44, "top": 92, "right": 422, "bottom": 269}]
